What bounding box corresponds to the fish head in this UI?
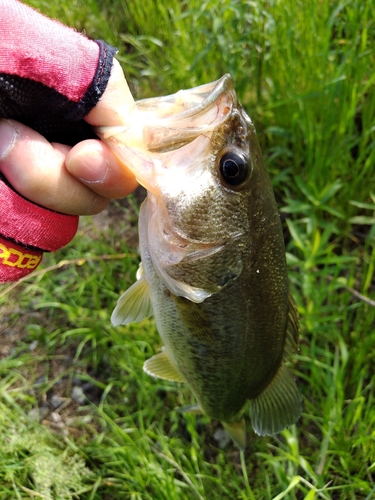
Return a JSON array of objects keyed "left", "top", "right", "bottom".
[{"left": 97, "top": 75, "right": 273, "bottom": 303}]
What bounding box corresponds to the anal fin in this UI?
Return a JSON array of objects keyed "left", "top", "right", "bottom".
[
  {"left": 250, "top": 363, "right": 301, "bottom": 436},
  {"left": 222, "top": 419, "right": 246, "bottom": 450},
  {"left": 143, "top": 350, "right": 185, "bottom": 383}
]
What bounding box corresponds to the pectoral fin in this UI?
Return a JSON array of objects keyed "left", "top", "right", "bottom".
[
  {"left": 111, "top": 268, "right": 153, "bottom": 326},
  {"left": 222, "top": 419, "right": 246, "bottom": 450},
  {"left": 143, "top": 350, "right": 185, "bottom": 383},
  {"left": 249, "top": 363, "right": 301, "bottom": 436}
]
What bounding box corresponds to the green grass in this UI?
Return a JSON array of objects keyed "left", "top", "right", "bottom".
[{"left": 1, "top": 0, "right": 374, "bottom": 498}]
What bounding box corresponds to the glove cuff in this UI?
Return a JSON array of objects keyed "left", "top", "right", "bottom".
[{"left": 0, "top": 175, "right": 79, "bottom": 282}]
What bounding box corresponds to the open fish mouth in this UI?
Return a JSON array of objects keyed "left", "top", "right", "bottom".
[{"left": 95, "top": 74, "right": 236, "bottom": 189}]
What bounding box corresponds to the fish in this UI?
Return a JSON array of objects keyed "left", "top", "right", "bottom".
[{"left": 96, "top": 74, "right": 301, "bottom": 449}]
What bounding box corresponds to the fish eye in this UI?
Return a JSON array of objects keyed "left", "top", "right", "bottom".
[{"left": 218, "top": 150, "right": 250, "bottom": 188}]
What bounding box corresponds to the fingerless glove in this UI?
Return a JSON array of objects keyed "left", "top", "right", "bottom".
[{"left": 0, "top": 0, "right": 117, "bottom": 282}]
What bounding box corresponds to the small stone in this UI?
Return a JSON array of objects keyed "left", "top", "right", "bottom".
[
  {"left": 28, "top": 406, "right": 49, "bottom": 422},
  {"left": 50, "top": 395, "right": 66, "bottom": 409},
  {"left": 39, "top": 406, "right": 50, "bottom": 420},
  {"left": 50, "top": 412, "right": 62, "bottom": 423},
  {"left": 71, "top": 386, "right": 86, "bottom": 405},
  {"left": 213, "top": 428, "right": 231, "bottom": 449},
  {"left": 29, "top": 340, "right": 38, "bottom": 352}
]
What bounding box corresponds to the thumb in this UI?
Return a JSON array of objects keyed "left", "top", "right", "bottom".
[{"left": 85, "top": 59, "right": 136, "bottom": 128}]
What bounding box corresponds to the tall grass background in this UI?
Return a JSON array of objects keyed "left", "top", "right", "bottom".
[{"left": 0, "top": 0, "right": 374, "bottom": 498}]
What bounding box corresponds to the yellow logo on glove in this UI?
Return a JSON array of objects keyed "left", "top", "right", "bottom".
[{"left": 0, "top": 243, "right": 42, "bottom": 269}]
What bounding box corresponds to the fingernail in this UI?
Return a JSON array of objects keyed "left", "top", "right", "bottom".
[
  {"left": 66, "top": 151, "right": 109, "bottom": 183},
  {"left": 0, "top": 120, "right": 18, "bottom": 160}
]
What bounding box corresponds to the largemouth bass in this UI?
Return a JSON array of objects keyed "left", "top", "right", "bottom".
[{"left": 97, "top": 74, "right": 301, "bottom": 449}]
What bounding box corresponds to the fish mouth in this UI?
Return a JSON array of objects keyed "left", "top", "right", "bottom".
[{"left": 95, "top": 74, "right": 236, "bottom": 192}]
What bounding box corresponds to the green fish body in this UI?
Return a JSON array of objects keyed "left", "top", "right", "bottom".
[{"left": 97, "top": 75, "right": 301, "bottom": 448}]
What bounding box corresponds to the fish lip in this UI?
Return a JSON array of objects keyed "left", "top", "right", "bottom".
[
  {"left": 136, "top": 73, "right": 234, "bottom": 122},
  {"left": 145, "top": 73, "right": 235, "bottom": 123},
  {"left": 138, "top": 75, "right": 236, "bottom": 156}
]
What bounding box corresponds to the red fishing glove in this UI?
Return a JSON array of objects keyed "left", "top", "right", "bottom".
[{"left": 0, "top": 0, "right": 117, "bottom": 283}]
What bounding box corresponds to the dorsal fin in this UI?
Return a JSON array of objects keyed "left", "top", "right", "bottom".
[{"left": 284, "top": 293, "right": 300, "bottom": 358}]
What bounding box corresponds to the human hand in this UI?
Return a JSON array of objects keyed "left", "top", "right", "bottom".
[
  {"left": 0, "top": 59, "right": 139, "bottom": 216},
  {"left": 0, "top": 59, "right": 139, "bottom": 283}
]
